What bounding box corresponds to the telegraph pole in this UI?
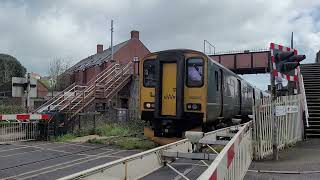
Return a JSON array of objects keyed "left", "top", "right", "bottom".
[
  {"left": 26, "top": 73, "right": 31, "bottom": 113},
  {"left": 110, "top": 20, "right": 114, "bottom": 63}
]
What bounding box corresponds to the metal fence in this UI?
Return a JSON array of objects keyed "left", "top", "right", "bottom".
[
  {"left": 199, "top": 122, "right": 253, "bottom": 180},
  {"left": 69, "top": 108, "right": 140, "bottom": 134},
  {"left": 0, "top": 121, "right": 40, "bottom": 143},
  {"left": 252, "top": 94, "right": 304, "bottom": 160}
]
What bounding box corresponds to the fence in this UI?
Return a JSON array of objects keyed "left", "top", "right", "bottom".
[
  {"left": 198, "top": 122, "right": 253, "bottom": 180},
  {"left": 68, "top": 109, "right": 140, "bottom": 135},
  {"left": 0, "top": 114, "right": 50, "bottom": 143},
  {"left": 252, "top": 94, "right": 304, "bottom": 160},
  {"left": 0, "top": 121, "right": 39, "bottom": 142}
]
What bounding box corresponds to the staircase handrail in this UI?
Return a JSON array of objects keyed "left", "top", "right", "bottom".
[
  {"left": 49, "top": 85, "right": 86, "bottom": 110},
  {"left": 34, "top": 82, "right": 76, "bottom": 112},
  {"left": 61, "top": 61, "right": 133, "bottom": 118},
  {"left": 105, "top": 74, "right": 131, "bottom": 100},
  {"left": 68, "top": 63, "right": 127, "bottom": 111},
  {"left": 61, "top": 65, "right": 119, "bottom": 111}
]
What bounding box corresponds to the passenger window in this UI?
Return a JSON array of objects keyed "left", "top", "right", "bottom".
[
  {"left": 143, "top": 60, "right": 156, "bottom": 87},
  {"left": 187, "top": 58, "right": 204, "bottom": 87},
  {"left": 215, "top": 71, "right": 219, "bottom": 91}
]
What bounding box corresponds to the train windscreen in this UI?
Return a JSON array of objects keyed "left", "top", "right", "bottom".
[
  {"left": 187, "top": 58, "right": 204, "bottom": 87},
  {"left": 143, "top": 59, "right": 156, "bottom": 87}
]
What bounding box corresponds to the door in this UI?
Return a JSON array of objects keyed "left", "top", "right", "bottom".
[{"left": 161, "top": 63, "right": 177, "bottom": 116}]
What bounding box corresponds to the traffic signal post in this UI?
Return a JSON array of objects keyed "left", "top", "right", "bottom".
[{"left": 269, "top": 43, "right": 305, "bottom": 160}]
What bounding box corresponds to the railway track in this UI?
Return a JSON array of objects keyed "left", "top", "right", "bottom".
[{"left": 0, "top": 141, "right": 141, "bottom": 180}]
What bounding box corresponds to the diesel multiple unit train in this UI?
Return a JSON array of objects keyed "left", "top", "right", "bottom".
[{"left": 139, "top": 49, "right": 268, "bottom": 137}]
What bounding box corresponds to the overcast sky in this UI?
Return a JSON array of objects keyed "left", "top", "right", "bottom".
[{"left": 1, "top": 0, "right": 320, "bottom": 90}]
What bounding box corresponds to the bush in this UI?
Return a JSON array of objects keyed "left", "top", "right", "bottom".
[{"left": 0, "top": 105, "right": 25, "bottom": 114}]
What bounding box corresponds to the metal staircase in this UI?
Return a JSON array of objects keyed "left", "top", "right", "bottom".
[
  {"left": 300, "top": 63, "right": 320, "bottom": 137},
  {"left": 35, "top": 62, "right": 133, "bottom": 120}
]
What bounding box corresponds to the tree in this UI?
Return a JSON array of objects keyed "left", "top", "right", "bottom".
[
  {"left": 48, "top": 58, "right": 72, "bottom": 91},
  {"left": 0, "top": 54, "right": 26, "bottom": 90}
]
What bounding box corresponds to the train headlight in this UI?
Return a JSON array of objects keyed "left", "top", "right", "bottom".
[
  {"left": 144, "top": 102, "right": 155, "bottom": 109},
  {"left": 146, "top": 103, "right": 151, "bottom": 108},
  {"left": 187, "top": 103, "right": 201, "bottom": 111}
]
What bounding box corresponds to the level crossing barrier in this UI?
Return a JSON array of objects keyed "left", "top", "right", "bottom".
[
  {"left": 198, "top": 122, "right": 252, "bottom": 180},
  {"left": 59, "top": 122, "right": 253, "bottom": 180},
  {"left": 0, "top": 113, "right": 50, "bottom": 143},
  {"left": 252, "top": 94, "right": 304, "bottom": 160}
]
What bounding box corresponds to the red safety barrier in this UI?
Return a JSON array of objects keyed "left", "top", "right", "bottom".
[{"left": 0, "top": 114, "right": 50, "bottom": 121}]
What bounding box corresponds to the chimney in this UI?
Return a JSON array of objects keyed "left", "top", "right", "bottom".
[
  {"left": 97, "top": 44, "right": 103, "bottom": 54},
  {"left": 131, "top": 30, "right": 139, "bottom": 39}
]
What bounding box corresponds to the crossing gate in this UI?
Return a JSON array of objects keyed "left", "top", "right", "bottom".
[
  {"left": 252, "top": 94, "right": 304, "bottom": 160},
  {"left": 59, "top": 122, "right": 253, "bottom": 180},
  {"left": 0, "top": 114, "right": 50, "bottom": 143}
]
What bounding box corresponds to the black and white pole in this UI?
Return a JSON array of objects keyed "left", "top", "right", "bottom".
[{"left": 270, "top": 51, "right": 278, "bottom": 160}]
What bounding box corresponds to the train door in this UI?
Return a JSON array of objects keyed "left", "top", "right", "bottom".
[
  {"left": 219, "top": 69, "right": 223, "bottom": 116},
  {"left": 161, "top": 63, "right": 177, "bottom": 116}
]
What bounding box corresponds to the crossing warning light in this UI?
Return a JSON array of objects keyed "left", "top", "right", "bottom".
[{"left": 275, "top": 51, "right": 306, "bottom": 73}]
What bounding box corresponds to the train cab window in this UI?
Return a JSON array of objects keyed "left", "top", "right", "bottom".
[
  {"left": 187, "top": 58, "right": 204, "bottom": 87},
  {"left": 143, "top": 60, "right": 156, "bottom": 87}
]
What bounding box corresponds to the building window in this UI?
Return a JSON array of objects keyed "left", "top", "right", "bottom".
[
  {"left": 143, "top": 59, "right": 156, "bottom": 87},
  {"left": 187, "top": 58, "right": 204, "bottom": 87}
]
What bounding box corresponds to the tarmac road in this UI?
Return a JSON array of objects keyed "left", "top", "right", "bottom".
[{"left": 0, "top": 141, "right": 141, "bottom": 180}]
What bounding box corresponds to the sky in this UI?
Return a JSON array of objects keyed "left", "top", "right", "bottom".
[{"left": 1, "top": 0, "right": 320, "bottom": 90}]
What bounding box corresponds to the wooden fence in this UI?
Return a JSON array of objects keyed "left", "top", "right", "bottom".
[{"left": 253, "top": 94, "right": 304, "bottom": 160}]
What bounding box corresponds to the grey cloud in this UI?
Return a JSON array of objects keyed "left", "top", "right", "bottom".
[{"left": 0, "top": 0, "right": 319, "bottom": 90}]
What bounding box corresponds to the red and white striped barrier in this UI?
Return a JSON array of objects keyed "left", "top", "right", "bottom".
[
  {"left": 198, "top": 122, "right": 253, "bottom": 180},
  {"left": 0, "top": 114, "right": 50, "bottom": 121},
  {"left": 270, "top": 43, "right": 299, "bottom": 81}
]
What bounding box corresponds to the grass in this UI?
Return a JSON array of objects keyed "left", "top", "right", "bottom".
[
  {"left": 96, "top": 123, "right": 131, "bottom": 137},
  {"left": 87, "top": 120, "right": 157, "bottom": 150},
  {"left": 49, "top": 119, "right": 155, "bottom": 150},
  {"left": 51, "top": 133, "right": 76, "bottom": 142},
  {"left": 113, "top": 137, "right": 157, "bottom": 150},
  {"left": 88, "top": 136, "right": 157, "bottom": 150}
]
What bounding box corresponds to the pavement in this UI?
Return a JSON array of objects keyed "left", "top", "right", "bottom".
[
  {"left": 0, "top": 141, "right": 141, "bottom": 180},
  {"left": 245, "top": 138, "right": 320, "bottom": 180}
]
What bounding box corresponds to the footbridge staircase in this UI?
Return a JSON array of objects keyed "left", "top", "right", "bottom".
[
  {"left": 34, "top": 62, "right": 133, "bottom": 120},
  {"left": 301, "top": 63, "right": 320, "bottom": 137}
]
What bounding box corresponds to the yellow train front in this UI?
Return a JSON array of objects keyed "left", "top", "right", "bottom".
[{"left": 140, "top": 49, "right": 261, "bottom": 137}]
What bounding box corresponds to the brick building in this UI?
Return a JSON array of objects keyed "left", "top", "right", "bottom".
[
  {"left": 62, "top": 30, "right": 150, "bottom": 113},
  {"left": 66, "top": 30, "right": 149, "bottom": 85}
]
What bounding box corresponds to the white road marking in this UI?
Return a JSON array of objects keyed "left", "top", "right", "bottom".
[{"left": 3, "top": 149, "right": 126, "bottom": 180}]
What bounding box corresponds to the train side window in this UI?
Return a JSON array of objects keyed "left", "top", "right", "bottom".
[
  {"left": 143, "top": 59, "right": 156, "bottom": 87},
  {"left": 215, "top": 71, "right": 219, "bottom": 91},
  {"left": 186, "top": 58, "right": 204, "bottom": 87}
]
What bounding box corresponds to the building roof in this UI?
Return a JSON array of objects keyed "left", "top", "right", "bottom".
[{"left": 66, "top": 40, "right": 129, "bottom": 73}]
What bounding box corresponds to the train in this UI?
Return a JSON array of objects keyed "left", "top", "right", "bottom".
[{"left": 139, "top": 49, "right": 269, "bottom": 137}]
